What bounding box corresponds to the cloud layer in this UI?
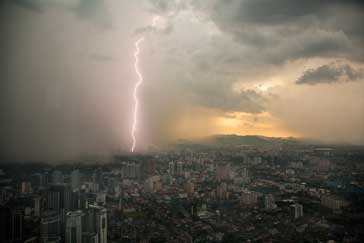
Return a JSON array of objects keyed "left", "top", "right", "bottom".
[
  {"left": 0, "top": 0, "right": 363, "bottom": 161},
  {"left": 296, "top": 63, "right": 363, "bottom": 85}
]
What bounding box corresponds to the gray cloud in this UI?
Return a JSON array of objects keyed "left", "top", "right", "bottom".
[
  {"left": 73, "top": 0, "right": 112, "bottom": 28},
  {"left": 210, "top": 0, "right": 364, "bottom": 26},
  {"left": 1, "top": 0, "right": 364, "bottom": 162},
  {"left": 10, "top": 0, "right": 43, "bottom": 12},
  {"left": 4, "top": 0, "right": 112, "bottom": 28},
  {"left": 189, "top": 0, "right": 364, "bottom": 63},
  {"left": 143, "top": 0, "right": 363, "bottom": 116},
  {"left": 147, "top": 0, "right": 187, "bottom": 15},
  {"left": 296, "top": 63, "right": 364, "bottom": 85}
]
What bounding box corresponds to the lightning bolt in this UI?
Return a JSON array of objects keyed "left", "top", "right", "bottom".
[
  {"left": 131, "top": 16, "right": 160, "bottom": 153},
  {"left": 131, "top": 37, "right": 144, "bottom": 153}
]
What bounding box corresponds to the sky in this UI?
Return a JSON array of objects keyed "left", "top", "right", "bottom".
[{"left": 0, "top": 0, "right": 363, "bottom": 161}]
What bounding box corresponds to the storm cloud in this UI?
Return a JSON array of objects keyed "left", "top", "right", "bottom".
[
  {"left": 0, "top": 0, "right": 363, "bottom": 161},
  {"left": 296, "top": 63, "right": 363, "bottom": 85},
  {"left": 163, "top": 0, "right": 363, "bottom": 64}
]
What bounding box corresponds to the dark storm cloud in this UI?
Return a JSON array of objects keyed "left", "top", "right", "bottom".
[
  {"left": 1, "top": 0, "right": 363, "bottom": 162},
  {"left": 10, "top": 0, "right": 43, "bottom": 12},
  {"left": 144, "top": 0, "right": 364, "bottom": 118},
  {"left": 211, "top": 0, "right": 364, "bottom": 26},
  {"left": 191, "top": 0, "right": 364, "bottom": 63},
  {"left": 73, "top": 0, "right": 112, "bottom": 28},
  {"left": 148, "top": 0, "right": 187, "bottom": 15},
  {"left": 4, "top": 0, "right": 111, "bottom": 27},
  {"left": 143, "top": 0, "right": 364, "bottom": 145},
  {"left": 296, "top": 63, "right": 364, "bottom": 85}
]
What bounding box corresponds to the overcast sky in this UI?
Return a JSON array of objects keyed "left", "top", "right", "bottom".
[{"left": 0, "top": 0, "right": 363, "bottom": 161}]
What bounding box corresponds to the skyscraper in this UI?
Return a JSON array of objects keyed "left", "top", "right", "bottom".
[
  {"left": 290, "top": 203, "right": 303, "bottom": 219},
  {"left": 93, "top": 169, "right": 104, "bottom": 190},
  {"left": 185, "top": 180, "right": 194, "bottom": 195},
  {"left": 40, "top": 211, "right": 61, "bottom": 243},
  {"left": 71, "top": 170, "right": 81, "bottom": 191},
  {"left": 176, "top": 161, "right": 184, "bottom": 176},
  {"left": 264, "top": 194, "right": 277, "bottom": 210},
  {"left": 82, "top": 232, "right": 99, "bottom": 243},
  {"left": 46, "top": 191, "right": 60, "bottom": 212},
  {"left": 33, "top": 196, "right": 41, "bottom": 217},
  {"left": 21, "top": 182, "right": 32, "bottom": 194},
  {"left": 66, "top": 211, "right": 83, "bottom": 243},
  {"left": 241, "top": 167, "right": 250, "bottom": 183},
  {"left": 48, "top": 184, "right": 73, "bottom": 211},
  {"left": 0, "top": 207, "right": 24, "bottom": 242},
  {"left": 51, "top": 171, "right": 64, "bottom": 184},
  {"left": 240, "top": 191, "right": 259, "bottom": 207},
  {"left": 88, "top": 205, "right": 107, "bottom": 243},
  {"left": 168, "top": 162, "right": 175, "bottom": 176},
  {"left": 0, "top": 207, "right": 13, "bottom": 243},
  {"left": 144, "top": 176, "right": 162, "bottom": 193},
  {"left": 216, "top": 163, "right": 230, "bottom": 182}
]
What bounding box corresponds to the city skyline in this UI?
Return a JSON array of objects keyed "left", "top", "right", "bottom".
[{"left": 0, "top": 2, "right": 363, "bottom": 242}]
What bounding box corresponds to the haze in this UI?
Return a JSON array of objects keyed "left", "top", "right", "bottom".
[{"left": 0, "top": 0, "right": 363, "bottom": 161}]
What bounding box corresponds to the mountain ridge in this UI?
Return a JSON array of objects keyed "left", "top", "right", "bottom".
[{"left": 174, "top": 134, "right": 318, "bottom": 148}]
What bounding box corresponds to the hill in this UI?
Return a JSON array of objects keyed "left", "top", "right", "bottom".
[{"left": 174, "top": 134, "right": 305, "bottom": 149}]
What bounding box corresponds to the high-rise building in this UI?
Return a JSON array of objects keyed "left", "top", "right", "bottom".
[
  {"left": 0, "top": 207, "right": 24, "bottom": 243},
  {"left": 176, "top": 161, "right": 184, "bottom": 176},
  {"left": 24, "top": 237, "right": 38, "bottom": 243},
  {"left": 290, "top": 203, "right": 303, "bottom": 219},
  {"left": 264, "top": 194, "right": 277, "bottom": 210},
  {"left": 216, "top": 163, "right": 230, "bottom": 182},
  {"left": 240, "top": 191, "right": 258, "bottom": 206},
  {"left": 46, "top": 191, "right": 60, "bottom": 212},
  {"left": 40, "top": 211, "right": 61, "bottom": 243},
  {"left": 120, "top": 163, "right": 142, "bottom": 179},
  {"left": 135, "top": 163, "right": 142, "bottom": 179},
  {"left": 65, "top": 211, "right": 83, "bottom": 243},
  {"left": 51, "top": 171, "right": 64, "bottom": 184},
  {"left": 82, "top": 232, "right": 98, "bottom": 243},
  {"left": 146, "top": 161, "right": 155, "bottom": 176},
  {"left": 120, "top": 163, "right": 127, "bottom": 178},
  {"left": 317, "top": 159, "right": 331, "bottom": 172},
  {"left": 93, "top": 169, "right": 104, "bottom": 190},
  {"left": 71, "top": 191, "right": 81, "bottom": 211},
  {"left": 21, "top": 182, "right": 32, "bottom": 194},
  {"left": 30, "top": 172, "right": 48, "bottom": 189},
  {"left": 168, "top": 162, "right": 175, "bottom": 176},
  {"left": 216, "top": 182, "right": 229, "bottom": 200},
  {"left": 250, "top": 156, "right": 262, "bottom": 165},
  {"left": 33, "top": 196, "right": 41, "bottom": 217},
  {"left": 46, "top": 184, "right": 72, "bottom": 212},
  {"left": 129, "top": 163, "right": 136, "bottom": 178},
  {"left": 144, "top": 176, "right": 162, "bottom": 193},
  {"left": 241, "top": 167, "right": 250, "bottom": 183},
  {"left": 96, "top": 192, "right": 106, "bottom": 205},
  {"left": 80, "top": 193, "right": 97, "bottom": 210},
  {"left": 185, "top": 180, "right": 194, "bottom": 195},
  {"left": 71, "top": 170, "right": 81, "bottom": 191},
  {"left": 0, "top": 207, "right": 17, "bottom": 243},
  {"left": 321, "top": 195, "right": 348, "bottom": 210},
  {"left": 88, "top": 205, "right": 107, "bottom": 243}
]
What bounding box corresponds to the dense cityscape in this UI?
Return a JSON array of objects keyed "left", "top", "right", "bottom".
[
  {"left": 1, "top": 136, "right": 364, "bottom": 243},
  {"left": 1, "top": 1, "right": 364, "bottom": 242}
]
